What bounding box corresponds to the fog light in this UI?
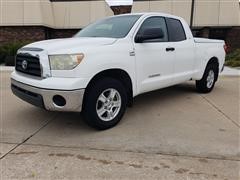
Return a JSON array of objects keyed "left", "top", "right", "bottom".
[{"left": 53, "top": 95, "right": 66, "bottom": 107}]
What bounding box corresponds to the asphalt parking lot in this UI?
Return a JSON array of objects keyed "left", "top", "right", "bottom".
[{"left": 0, "top": 71, "right": 239, "bottom": 179}]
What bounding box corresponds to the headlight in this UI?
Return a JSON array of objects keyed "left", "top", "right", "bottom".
[{"left": 49, "top": 53, "right": 84, "bottom": 70}]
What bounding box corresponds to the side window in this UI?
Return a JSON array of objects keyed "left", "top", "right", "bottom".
[
  {"left": 166, "top": 18, "right": 186, "bottom": 42},
  {"left": 136, "top": 17, "right": 168, "bottom": 42}
]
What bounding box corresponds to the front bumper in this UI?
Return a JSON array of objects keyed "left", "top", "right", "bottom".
[{"left": 11, "top": 79, "right": 85, "bottom": 112}]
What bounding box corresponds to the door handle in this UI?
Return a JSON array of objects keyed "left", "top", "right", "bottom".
[{"left": 166, "top": 47, "right": 175, "bottom": 52}]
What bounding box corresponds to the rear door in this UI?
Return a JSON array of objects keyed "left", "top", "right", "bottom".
[{"left": 165, "top": 18, "right": 195, "bottom": 83}]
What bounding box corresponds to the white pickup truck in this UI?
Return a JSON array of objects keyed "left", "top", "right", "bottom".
[{"left": 11, "top": 13, "right": 226, "bottom": 129}]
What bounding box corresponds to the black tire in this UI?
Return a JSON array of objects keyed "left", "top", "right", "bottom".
[
  {"left": 83, "top": 77, "right": 127, "bottom": 130},
  {"left": 196, "top": 63, "right": 218, "bottom": 93}
]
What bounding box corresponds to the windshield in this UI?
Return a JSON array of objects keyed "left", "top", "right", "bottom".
[{"left": 75, "top": 15, "right": 141, "bottom": 38}]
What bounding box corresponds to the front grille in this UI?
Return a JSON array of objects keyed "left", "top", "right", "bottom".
[{"left": 15, "top": 53, "right": 41, "bottom": 77}]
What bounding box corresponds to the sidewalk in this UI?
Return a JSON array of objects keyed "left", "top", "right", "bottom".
[
  {"left": 1, "top": 71, "right": 239, "bottom": 180},
  {"left": 0, "top": 65, "right": 14, "bottom": 71}
]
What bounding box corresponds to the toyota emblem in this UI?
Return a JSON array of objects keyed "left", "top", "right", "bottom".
[{"left": 22, "top": 60, "right": 28, "bottom": 70}]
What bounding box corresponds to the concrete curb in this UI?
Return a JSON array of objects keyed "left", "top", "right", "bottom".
[
  {"left": 0, "top": 65, "right": 240, "bottom": 76},
  {"left": 220, "top": 66, "right": 240, "bottom": 76}
]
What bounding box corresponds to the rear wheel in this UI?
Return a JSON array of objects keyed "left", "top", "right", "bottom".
[
  {"left": 196, "top": 63, "right": 218, "bottom": 93},
  {"left": 83, "top": 77, "right": 127, "bottom": 130}
]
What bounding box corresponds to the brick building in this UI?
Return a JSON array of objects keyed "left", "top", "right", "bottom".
[{"left": 0, "top": 0, "right": 239, "bottom": 50}]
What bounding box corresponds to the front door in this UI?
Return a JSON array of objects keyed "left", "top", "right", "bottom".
[{"left": 134, "top": 16, "right": 175, "bottom": 94}]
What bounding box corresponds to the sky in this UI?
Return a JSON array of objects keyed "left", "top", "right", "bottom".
[{"left": 105, "top": 0, "right": 133, "bottom": 6}]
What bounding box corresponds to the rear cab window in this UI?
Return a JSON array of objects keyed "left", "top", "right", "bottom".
[{"left": 165, "top": 18, "right": 186, "bottom": 42}]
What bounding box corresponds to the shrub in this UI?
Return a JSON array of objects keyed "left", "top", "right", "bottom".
[
  {"left": 225, "top": 49, "right": 240, "bottom": 67},
  {"left": 0, "top": 41, "right": 30, "bottom": 66}
]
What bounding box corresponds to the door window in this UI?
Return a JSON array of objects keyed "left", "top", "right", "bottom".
[{"left": 136, "top": 17, "right": 168, "bottom": 42}]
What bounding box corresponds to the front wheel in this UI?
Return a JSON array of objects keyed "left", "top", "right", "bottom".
[
  {"left": 196, "top": 63, "right": 218, "bottom": 93},
  {"left": 83, "top": 78, "right": 127, "bottom": 130}
]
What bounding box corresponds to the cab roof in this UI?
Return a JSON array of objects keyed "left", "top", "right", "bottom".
[{"left": 115, "top": 12, "right": 181, "bottom": 20}]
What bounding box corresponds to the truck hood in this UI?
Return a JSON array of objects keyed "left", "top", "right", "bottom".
[{"left": 23, "top": 37, "right": 117, "bottom": 53}]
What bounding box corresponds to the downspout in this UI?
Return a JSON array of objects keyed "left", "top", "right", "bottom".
[{"left": 190, "top": 0, "right": 195, "bottom": 30}]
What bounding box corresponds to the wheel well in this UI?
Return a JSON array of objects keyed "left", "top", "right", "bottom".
[
  {"left": 206, "top": 57, "right": 219, "bottom": 81},
  {"left": 84, "top": 69, "right": 133, "bottom": 107}
]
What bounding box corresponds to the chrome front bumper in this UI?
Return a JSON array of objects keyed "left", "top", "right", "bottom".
[{"left": 11, "top": 79, "right": 85, "bottom": 112}]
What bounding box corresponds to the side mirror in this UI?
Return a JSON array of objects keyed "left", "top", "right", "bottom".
[{"left": 135, "top": 28, "right": 164, "bottom": 43}]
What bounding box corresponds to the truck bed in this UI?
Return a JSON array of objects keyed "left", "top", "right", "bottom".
[{"left": 194, "top": 37, "right": 224, "bottom": 44}]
